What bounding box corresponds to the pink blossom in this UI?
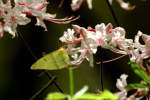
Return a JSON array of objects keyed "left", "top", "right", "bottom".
[
  {"left": 59, "top": 23, "right": 128, "bottom": 66},
  {"left": 109, "top": 0, "right": 136, "bottom": 11},
  {"left": 60, "top": 25, "right": 97, "bottom": 66},
  {"left": 132, "top": 31, "right": 150, "bottom": 67},
  {"left": 60, "top": 23, "right": 150, "bottom": 67},
  {"left": 71, "top": 0, "right": 92, "bottom": 11},
  {"left": 115, "top": 74, "right": 128, "bottom": 100},
  {"left": 0, "top": 0, "right": 77, "bottom": 37}
]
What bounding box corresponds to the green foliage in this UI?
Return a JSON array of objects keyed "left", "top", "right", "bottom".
[
  {"left": 45, "top": 90, "right": 118, "bottom": 100},
  {"left": 129, "top": 62, "right": 150, "bottom": 85},
  {"left": 31, "top": 48, "right": 70, "bottom": 70},
  {"left": 127, "top": 62, "right": 150, "bottom": 94},
  {"left": 127, "top": 83, "right": 148, "bottom": 90},
  {"left": 97, "top": 90, "right": 118, "bottom": 100},
  {"left": 73, "top": 90, "right": 118, "bottom": 100},
  {"left": 130, "top": 62, "right": 150, "bottom": 85},
  {"left": 45, "top": 92, "right": 67, "bottom": 100},
  {"left": 73, "top": 93, "right": 102, "bottom": 100}
]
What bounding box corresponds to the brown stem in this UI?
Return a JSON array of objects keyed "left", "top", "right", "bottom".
[{"left": 29, "top": 76, "right": 56, "bottom": 100}]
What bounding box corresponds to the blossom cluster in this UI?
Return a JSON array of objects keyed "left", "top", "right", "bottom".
[
  {"left": 0, "top": 0, "right": 76, "bottom": 38},
  {"left": 115, "top": 74, "right": 149, "bottom": 100},
  {"left": 71, "top": 0, "right": 137, "bottom": 11},
  {"left": 59, "top": 23, "right": 150, "bottom": 67},
  {"left": 115, "top": 74, "right": 128, "bottom": 100}
]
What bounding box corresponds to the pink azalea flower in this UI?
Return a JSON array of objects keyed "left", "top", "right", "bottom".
[
  {"left": 115, "top": 74, "right": 128, "bottom": 100},
  {"left": 15, "top": 0, "right": 55, "bottom": 31},
  {"left": 0, "top": 0, "right": 77, "bottom": 37},
  {"left": 60, "top": 25, "right": 97, "bottom": 66},
  {"left": 0, "top": 0, "right": 30, "bottom": 37},
  {"left": 59, "top": 23, "right": 128, "bottom": 66},
  {"left": 109, "top": 0, "right": 136, "bottom": 11},
  {"left": 71, "top": 0, "right": 92, "bottom": 11},
  {"left": 132, "top": 31, "right": 150, "bottom": 67},
  {"left": 60, "top": 23, "right": 150, "bottom": 67}
]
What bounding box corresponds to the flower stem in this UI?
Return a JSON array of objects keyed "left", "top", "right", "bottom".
[
  {"left": 69, "top": 67, "right": 74, "bottom": 96},
  {"left": 99, "top": 47, "right": 104, "bottom": 91},
  {"left": 106, "top": 0, "right": 120, "bottom": 26}
]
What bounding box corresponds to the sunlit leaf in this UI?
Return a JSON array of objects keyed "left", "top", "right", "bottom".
[
  {"left": 73, "top": 93, "right": 101, "bottom": 100},
  {"left": 127, "top": 83, "right": 148, "bottom": 90},
  {"left": 129, "top": 62, "right": 150, "bottom": 85},
  {"left": 45, "top": 92, "right": 67, "bottom": 100},
  {"left": 98, "top": 90, "right": 118, "bottom": 100},
  {"left": 73, "top": 90, "right": 118, "bottom": 100},
  {"left": 31, "top": 48, "right": 70, "bottom": 70}
]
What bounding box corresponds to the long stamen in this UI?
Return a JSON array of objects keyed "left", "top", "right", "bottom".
[{"left": 96, "top": 54, "right": 127, "bottom": 64}]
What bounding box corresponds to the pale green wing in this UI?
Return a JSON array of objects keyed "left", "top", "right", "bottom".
[{"left": 31, "top": 48, "right": 70, "bottom": 70}]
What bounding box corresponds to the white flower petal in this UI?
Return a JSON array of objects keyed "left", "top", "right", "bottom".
[
  {"left": 74, "top": 86, "right": 88, "bottom": 97},
  {"left": 4, "top": 26, "right": 16, "bottom": 37},
  {"left": 116, "top": 74, "right": 128, "bottom": 91},
  {"left": 36, "top": 17, "right": 47, "bottom": 31},
  {"left": 71, "top": 0, "right": 84, "bottom": 11},
  {"left": 17, "top": 14, "right": 31, "bottom": 25},
  {"left": 86, "top": 0, "right": 93, "bottom": 9}
]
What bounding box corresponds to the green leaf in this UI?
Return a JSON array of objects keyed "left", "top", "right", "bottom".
[
  {"left": 130, "top": 62, "right": 150, "bottom": 85},
  {"left": 73, "top": 93, "right": 101, "bottom": 100},
  {"left": 45, "top": 92, "right": 67, "bottom": 100},
  {"left": 127, "top": 83, "right": 148, "bottom": 90},
  {"left": 73, "top": 90, "right": 118, "bottom": 100},
  {"left": 98, "top": 90, "right": 118, "bottom": 100},
  {"left": 31, "top": 48, "right": 70, "bottom": 70}
]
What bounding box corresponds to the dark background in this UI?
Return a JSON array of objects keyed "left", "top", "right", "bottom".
[{"left": 0, "top": 0, "right": 150, "bottom": 100}]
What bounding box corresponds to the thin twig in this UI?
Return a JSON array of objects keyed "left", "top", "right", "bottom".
[
  {"left": 18, "top": 32, "right": 64, "bottom": 93},
  {"left": 69, "top": 67, "right": 74, "bottom": 96},
  {"left": 29, "top": 76, "right": 56, "bottom": 100},
  {"left": 18, "top": 32, "right": 38, "bottom": 60},
  {"left": 38, "top": 71, "right": 64, "bottom": 93},
  {"left": 44, "top": 71, "right": 64, "bottom": 93},
  {"left": 99, "top": 47, "right": 104, "bottom": 91},
  {"left": 106, "top": 0, "right": 120, "bottom": 26}
]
